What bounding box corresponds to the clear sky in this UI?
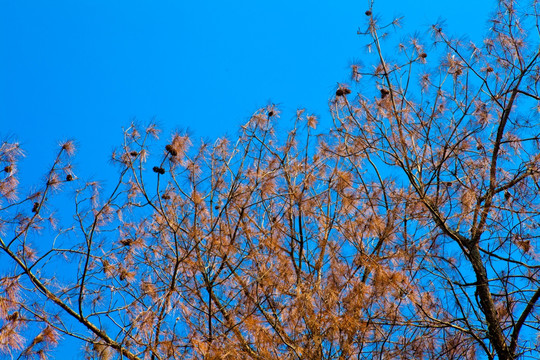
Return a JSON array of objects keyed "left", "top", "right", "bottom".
[
  {"left": 1, "top": 0, "right": 494, "bottom": 357},
  {"left": 1, "top": 0, "right": 494, "bottom": 185}
]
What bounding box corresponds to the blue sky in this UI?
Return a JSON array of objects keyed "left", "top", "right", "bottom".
[
  {"left": 1, "top": 0, "right": 493, "bottom": 185},
  {"left": 1, "top": 0, "right": 494, "bottom": 357}
]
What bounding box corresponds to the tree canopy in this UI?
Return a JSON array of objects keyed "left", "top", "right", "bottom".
[{"left": 2, "top": 1, "right": 540, "bottom": 359}]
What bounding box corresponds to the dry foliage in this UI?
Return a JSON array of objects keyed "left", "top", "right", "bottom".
[{"left": 2, "top": 1, "right": 540, "bottom": 359}]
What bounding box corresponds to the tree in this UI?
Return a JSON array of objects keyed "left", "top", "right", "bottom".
[{"left": 2, "top": 0, "right": 540, "bottom": 358}]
